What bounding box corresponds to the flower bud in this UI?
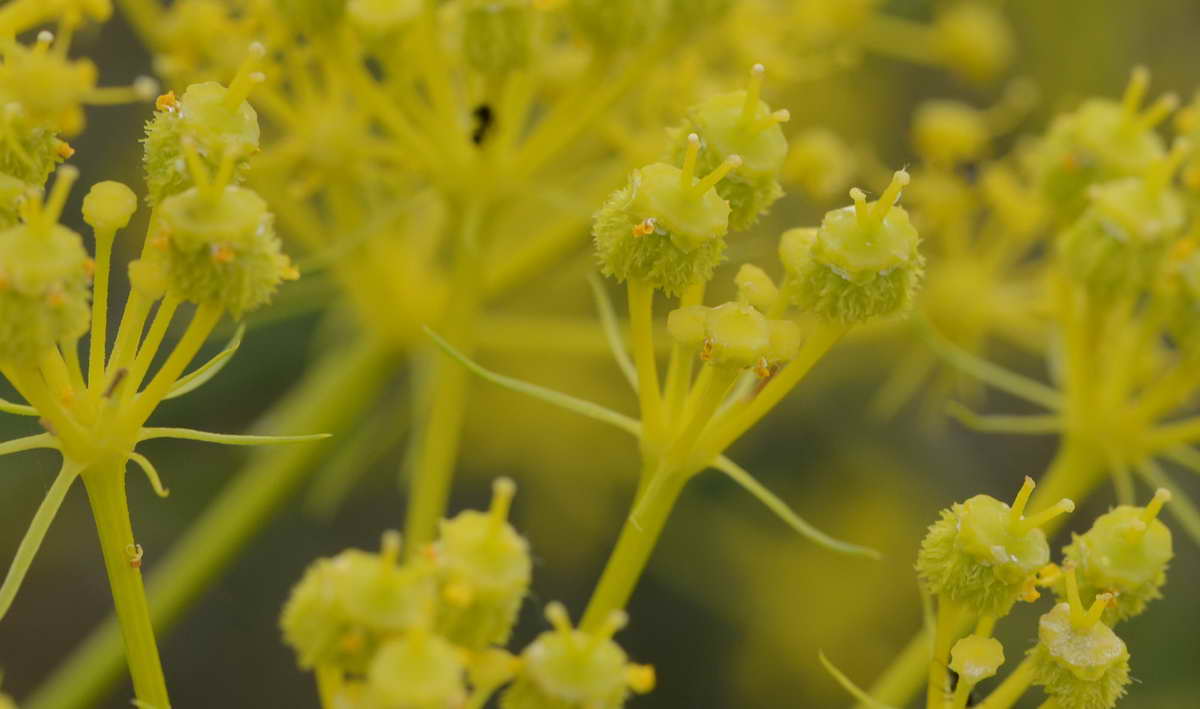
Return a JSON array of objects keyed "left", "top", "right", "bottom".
[
  {"left": 152, "top": 180, "right": 296, "bottom": 316},
  {"left": 592, "top": 160, "right": 732, "bottom": 296},
  {"left": 463, "top": 0, "right": 534, "bottom": 75},
  {"left": 668, "top": 301, "right": 799, "bottom": 369},
  {"left": 912, "top": 100, "right": 991, "bottom": 166},
  {"left": 1057, "top": 489, "right": 1173, "bottom": 624},
  {"left": 950, "top": 635, "right": 1004, "bottom": 686},
  {"left": 280, "top": 532, "right": 436, "bottom": 674},
  {"left": 143, "top": 76, "right": 262, "bottom": 206},
  {"left": 734, "top": 264, "right": 779, "bottom": 312},
  {"left": 0, "top": 168, "right": 91, "bottom": 364},
  {"left": 365, "top": 631, "right": 467, "bottom": 709},
  {"left": 501, "top": 603, "right": 654, "bottom": 709},
  {"left": 82, "top": 181, "right": 137, "bottom": 234},
  {"left": 781, "top": 171, "right": 924, "bottom": 324},
  {"left": 1032, "top": 567, "right": 1131, "bottom": 709},
  {"left": 567, "top": 0, "right": 667, "bottom": 50},
  {"left": 1029, "top": 67, "right": 1174, "bottom": 222},
  {"left": 668, "top": 66, "right": 789, "bottom": 230},
  {"left": 934, "top": 2, "right": 1013, "bottom": 84},
  {"left": 1058, "top": 143, "right": 1187, "bottom": 299},
  {"left": 917, "top": 477, "right": 1074, "bottom": 617},
  {"left": 434, "top": 478, "right": 532, "bottom": 651}
]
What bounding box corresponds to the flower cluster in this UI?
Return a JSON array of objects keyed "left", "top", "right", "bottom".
[
  {"left": 829, "top": 479, "right": 1173, "bottom": 709},
  {"left": 281, "top": 479, "right": 654, "bottom": 709}
]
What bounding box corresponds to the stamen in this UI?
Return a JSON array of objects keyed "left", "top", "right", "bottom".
[
  {"left": 850, "top": 187, "right": 869, "bottom": 227},
  {"left": 1142, "top": 488, "right": 1172, "bottom": 525},
  {"left": 1147, "top": 138, "right": 1191, "bottom": 194},
  {"left": 742, "top": 64, "right": 766, "bottom": 123},
  {"left": 1015, "top": 498, "right": 1074, "bottom": 535},
  {"left": 490, "top": 477, "right": 516, "bottom": 525},
  {"left": 691, "top": 155, "right": 741, "bottom": 197},
  {"left": 545, "top": 602, "right": 573, "bottom": 635},
  {"left": 380, "top": 530, "right": 402, "bottom": 565},
  {"left": 1082, "top": 593, "right": 1114, "bottom": 628},
  {"left": 224, "top": 41, "right": 267, "bottom": 109},
  {"left": 587, "top": 609, "right": 628, "bottom": 650},
  {"left": 749, "top": 109, "right": 790, "bottom": 134},
  {"left": 1010, "top": 475, "right": 1035, "bottom": 523},
  {"left": 43, "top": 166, "right": 79, "bottom": 226},
  {"left": 1064, "top": 563, "right": 1084, "bottom": 624},
  {"left": 871, "top": 170, "right": 910, "bottom": 221},
  {"left": 680, "top": 133, "right": 701, "bottom": 189},
  {"left": 212, "top": 149, "right": 238, "bottom": 192},
  {"left": 1134, "top": 93, "right": 1180, "bottom": 133},
  {"left": 1121, "top": 66, "right": 1150, "bottom": 119},
  {"left": 179, "top": 138, "right": 212, "bottom": 193}
]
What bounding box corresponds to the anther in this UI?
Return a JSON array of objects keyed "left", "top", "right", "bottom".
[
  {"left": 632, "top": 217, "right": 656, "bottom": 237},
  {"left": 627, "top": 665, "right": 656, "bottom": 693},
  {"left": 133, "top": 76, "right": 160, "bottom": 102},
  {"left": 212, "top": 244, "right": 235, "bottom": 264},
  {"left": 125, "top": 543, "right": 144, "bottom": 569},
  {"left": 155, "top": 91, "right": 178, "bottom": 113}
]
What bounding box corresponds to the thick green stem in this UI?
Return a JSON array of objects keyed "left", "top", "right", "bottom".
[
  {"left": 403, "top": 203, "right": 484, "bottom": 555},
  {"left": 580, "top": 466, "right": 687, "bottom": 632},
  {"left": 27, "top": 339, "right": 392, "bottom": 709},
  {"left": 927, "top": 601, "right": 970, "bottom": 709},
  {"left": 81, "top": 462, "right": 170, "bottom": 709}
]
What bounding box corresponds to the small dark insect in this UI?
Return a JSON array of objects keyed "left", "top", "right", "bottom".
[
  {"left": 947, "top": 668, "right": 982, "bottom": 707},
  {"left": 472, "top": 104, "right": 494, "bottom": 146}
]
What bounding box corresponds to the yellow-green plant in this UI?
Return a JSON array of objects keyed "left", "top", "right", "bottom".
[
  {"left": 823, "top": 481, "right": 1175, "bottom": 709},
  {"left": 23, "top": 2, "right": 1018, "bottom": 706},
  {"left": 0, "top": 12, "right": 325, "bottom": 706},
  {"left": 847, "top": 67, "right": 1200, "bottom": 709}
]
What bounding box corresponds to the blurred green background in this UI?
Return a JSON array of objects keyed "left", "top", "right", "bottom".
[{"left": 2, "top": 0, "right": 1199, "bottom": 707}]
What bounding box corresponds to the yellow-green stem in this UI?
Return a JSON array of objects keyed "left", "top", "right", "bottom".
[
  {"left": 88, "top": 229, "right": 116, "bottom": 394},
  {"left": 853, "top": 439, "right": 1098, "bottom": 709},
  {"left": 580, "top": 462, "right": 687, "bottom": 632},
  {"left": 928, "top": 600, "right": 970, "bottom": 709},
  {"left": 696, "top": 322, "right": 846, "bottom": 464},
  {"left": 81, "top": 460, "right": 170, "bottom": 708},
  {"left": 628, "top": 279, "right": 665, "bottom": 445},
  {"left": 403, "top": 203, "right": 484, "bottom": 556}
]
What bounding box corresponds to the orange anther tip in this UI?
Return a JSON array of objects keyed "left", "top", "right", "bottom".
[
  {"left": 56, "top": 142, "right": 75, "bottom": 159},
  {"left": 632, "top": 218, "right": 656, "bottom": 237},
  {"left": 155, "top": 91, "right": 178, "bottom": 112}
]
